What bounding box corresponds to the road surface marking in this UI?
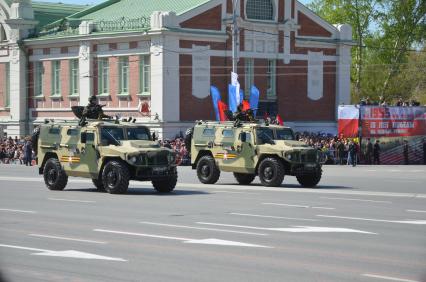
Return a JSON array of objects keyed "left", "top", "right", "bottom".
[
  {"left": 0, "top": 208, "right": 36, "bottom": 214},
  {"left": 0, "top": 244, "right": 125, "bottom": 261},
  {"left": 48, "top": 198, "right": 95, "bottom": 203},
  {"left": 362, "top": 273, "right": 419, "bottom": 282},
  {"left": 1, "top": 176, "right": 426, "bottom": 198},
  {"left": 230, "top": 213, "right": 318, "bottom": 222},
  {"left": 94, "top": 229, "right": 270, "bottom": 248},
  {"left": 215, "top": 191, "right": 260, "bottom": 195},
  {"left": 320, "top": 197, "right": 392, "bottom": 203},
  {"left": 317, "top": 215, "right": 426, "bottom": 225},
  {"left": 196, "top": 222, "right": 376, "bottom": 234},
  {"left": 139, "top": 221, "right": 267, "bottom": 236},
  {"left": 29, "top": 234, "right": 107, "bottom": 244},
  {"left": 406, "top": 210, "right": 426, "bottom": 213},
  {"left": 263, "top": 203, "right": 335, "bottom": 210}
]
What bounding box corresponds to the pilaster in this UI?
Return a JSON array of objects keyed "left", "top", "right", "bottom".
[{"left": 335, "top": 24, "right": 352, "bottom": 119}]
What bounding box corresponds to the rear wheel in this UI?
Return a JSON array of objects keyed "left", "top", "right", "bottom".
[
  {"left": 152, "top": 171, "right": 178, "bottom": 193},
  {"left": 233, "top": 173, "right": 256, "bottom": 185},
  {"left": 92, "top": 178, "right": 105, "bottom": 192},
  {"left": 258, "top": 158, "right": 285, "bottom": 187},
  {"left": 296, "top": 169, "right": 322, "bottom": 188},
  {"left": 101, "top": 160, "right": 130, "bottom": 194},
  {"left": 196, "top": 155, "right": 220, "bottom": 184},
  {"left": 43, "top": 158, "right": 68, "bottom": 191}
]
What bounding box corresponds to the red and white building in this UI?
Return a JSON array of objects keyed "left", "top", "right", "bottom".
[{"left": 0, "top": 0, "right": 353, "bottom": 138}]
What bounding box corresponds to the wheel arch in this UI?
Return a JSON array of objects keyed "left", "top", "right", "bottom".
[
  {"left": 192, "top": 150, "right": 214, "bottom": 169},
  {"left": 39, "top": 152, "right": 59, "bottom": 175},
  {"left": 255, "top": 154, "right": 290, "bottom": 174},
  {"left": 98, "top": 157, "right": 134, "bottom": 180}
]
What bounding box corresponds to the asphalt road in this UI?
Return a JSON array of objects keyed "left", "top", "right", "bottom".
[{"left": 0, "top": 164, "right": 425, "bottom": 282}]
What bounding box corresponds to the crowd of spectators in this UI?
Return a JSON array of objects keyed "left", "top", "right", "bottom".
[
  {"left": 0, "top": 136, "right": 34, "bottom": 165},
  {"left": 359, "top": 96, "right": 421, "bottom": 107},
  {"left": 158, "top": 137, "right": 191, "bottom": 166}
]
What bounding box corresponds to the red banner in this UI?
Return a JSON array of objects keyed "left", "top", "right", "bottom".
[{"left": 360, "top": 106, "right": 426, "bottom": 138}]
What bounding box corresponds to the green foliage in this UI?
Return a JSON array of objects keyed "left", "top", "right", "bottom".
[{"left": 308, "top": 0, "right": 426, "bottom": 105}]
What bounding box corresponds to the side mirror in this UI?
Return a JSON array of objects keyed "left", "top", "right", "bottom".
[
  {"left": 240, "top": 132, "right": 247, "bottom": 143},
  {"left": 81, "top": 132, "right": 87, "bottom": 144}
]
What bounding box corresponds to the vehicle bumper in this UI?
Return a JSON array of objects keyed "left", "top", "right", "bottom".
[
  {"left": 290, "top": 163, "right": 321, "bottom": 176},
  {"left": 133, "top": 166, "right": 177, "bottom": 181}
]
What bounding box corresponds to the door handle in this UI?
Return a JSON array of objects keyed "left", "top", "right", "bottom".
[{"left": 59, "top": 144, "right": 69, "bottom": 148}]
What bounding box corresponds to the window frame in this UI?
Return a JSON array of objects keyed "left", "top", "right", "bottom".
[
  {"left": 69, "top": 59, "right": 79, "bottom": 96},
  {"left": 245, "top": 58, "right": 254, "bottom": 94},
  {"left": 5, "top": 63, "right": 10, "bottom": 107},
  {"left": 98, "top": 58, "right": 110, "bottom": 95},
  {"left": 266, "top": 59, "right": 276, "bottom": 99},
  {"left": 139, "top": 55, "right": 151, "bottom": 95},
  {"left": 119, "top": 57, "right": 130, "bottom": 94},
  {"left": 34, "top": 61, "right": 44, "bottom": 97},
  {"left": 245, "top": 0, "right": 276, "bottom": 22},
  {"left": 51, "top": 60, "right": 61, "bottom": 96}
]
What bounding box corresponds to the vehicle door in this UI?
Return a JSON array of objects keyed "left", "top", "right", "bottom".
[
  {"left": 59, "top": 127, "right": 80, "bottom": 175},
  {"left": 213, "top": 128, "right": 238, "bottom": 171},
  {"left": 77, "top": 129, "right": 99, "bottom": 178},
  {"left": 232, "top": 130, "right": 257, "bottom": 173}
]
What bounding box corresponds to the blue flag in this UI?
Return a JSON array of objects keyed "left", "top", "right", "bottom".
[
  {"left": 228, "top": 84, "right": 238, "bottom": 113},
  {"left": 250, "top": 85, "right": 260, "bottom": 116},
  {"left": 210, "top": 86, "right": 222, "bottom": 121}
]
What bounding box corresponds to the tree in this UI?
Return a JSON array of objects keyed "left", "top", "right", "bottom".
[{"left": 308, "top": 0, "right": 381, "bottom": 100}]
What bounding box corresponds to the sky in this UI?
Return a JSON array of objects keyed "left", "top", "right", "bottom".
[{"left": 40, "top": 0, "right": 312, "bottom": 6}]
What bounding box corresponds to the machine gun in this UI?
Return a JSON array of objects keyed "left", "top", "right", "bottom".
[{"left": 72, "top": 104, "right": 113, "bottom": 126}]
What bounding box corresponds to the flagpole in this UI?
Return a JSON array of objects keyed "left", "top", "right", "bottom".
[{"left": 232, "top": 0, "right": 239, "bottom": 73}]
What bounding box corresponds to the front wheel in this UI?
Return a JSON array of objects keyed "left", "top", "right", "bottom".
[
  {"left": 43, "top": 158, "right": 68, "bottom": 190},
  {"left": 101, "top": 160, "right": 130, "bottom": 194},
  {"left": 92, "top": 178, "right": 105, "bottom": 192},
  {"left": 234, "top": 173, "right": 256, "bottom": 185},
  {"left": 196, "top": 155, "right": 220, "bottom": 184},
  {"left": 258, "top": 158, "right": 285, "bottom": 187},
  {"left": 296, "top": 169, "right": 322, "bottom": 188},
  {"left": 152, "top": 172, "right": 178, "bottom": 193}
]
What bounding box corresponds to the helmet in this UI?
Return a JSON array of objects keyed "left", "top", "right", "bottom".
[{"left": 89, "top": 95, "right": 97, "bottom": 103}]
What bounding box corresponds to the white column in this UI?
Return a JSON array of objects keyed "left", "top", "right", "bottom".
[
  {"left": 335, "top": 24, "right": 352, "bottom": 119},
  {"left": 79, "top": 41, "right": 93, "bottom": 106}
]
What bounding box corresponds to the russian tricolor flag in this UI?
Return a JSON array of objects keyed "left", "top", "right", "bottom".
[{"left": 338, "top": 105, "right": 359, "bottom": 138}]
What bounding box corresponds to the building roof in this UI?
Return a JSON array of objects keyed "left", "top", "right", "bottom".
[
  {"left": 71, "top": 0, "right": 210, "bottom": 21},
  {"left": 32, "top": 1, "right": 89, "bottom": 29}
]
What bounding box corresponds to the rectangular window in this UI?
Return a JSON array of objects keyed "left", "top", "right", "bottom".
[
  {"left": 245, "top": 58, "right": 254, "bottom": 93},
  {"left": 52, "top": 61, "right": 61, "bottom": 96},
  {"left": 70, "top": 59, "right": 79, "bottom": 96},
  {"left": 98, "top": 58, "right": 109, "bottom": 94},
  {"left": 266, "top": 59, "right": 276, "bottom": 99},
  {"left": 119, "top": 57, "right": 129, "bottom": 94},
  {"left": 34, "top": 62, "right": 44, "bottom": 96},
  {"left": 5, "top": 63, "right": 10, "bottom": 107},
  {"left": 139, "top": 55, "right": 150, "bottom": 94}
]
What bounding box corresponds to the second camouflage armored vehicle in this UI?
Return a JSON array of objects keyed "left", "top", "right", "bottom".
[
  {"left": 190, "top": 121, "right": 324, "bottom": 187},
  {"left": 35, "top": 120, "right": 178, "bottom": 194}
]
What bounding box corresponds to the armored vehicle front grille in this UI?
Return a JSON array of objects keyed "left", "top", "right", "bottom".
[{"left": 146, "top": 151, "right": 169, "bottom": 166}]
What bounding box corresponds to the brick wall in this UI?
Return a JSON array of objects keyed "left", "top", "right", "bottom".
[
  {"left": 181, "top": 5, "right": 222, "bottom": 31},
  {"left": 60, "top": 60, "right": 70, "bottom": 108},
  {"left": 129, "top": 55, "right": 141, "bottom": 108},
  {"left": 298, "top": 12, "right": 332, "bottom": 37},
  {"left": 276, "top": 60, "right": 336, "bottom": 121},
  {"left": 108, "top": 56, "right": 119, "bottom": 107},
  {"left": 0, "top": 63, "right": 6, "bottom": 109}
]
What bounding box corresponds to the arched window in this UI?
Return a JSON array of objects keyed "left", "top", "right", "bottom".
[
  {"left": 0, "top": 24, "right": 6, "bottom": 42},
  {"left": 246, "top": 0, "right": 274, "bottom": 21}
]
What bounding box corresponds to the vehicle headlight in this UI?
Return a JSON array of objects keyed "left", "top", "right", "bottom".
[
  {"left": 129, "top": 156, "right": 137, "bottom": 163},
  {"left": 168, "top": 153, "right": 176, "bottom": 164},
  {"left": 285, "top": 153, "right": 292, "bottom": 160}
]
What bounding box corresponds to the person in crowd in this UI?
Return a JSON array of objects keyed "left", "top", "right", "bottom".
[
  {"left": 348, "top": 140, "right": 357, "bottom": 167},
  {"left": 365, "top": 138, "right": 373, "bottom": 165},
  {"left": 403, "top": 140, "right": 409, "bottom": 165},
  {"left": 24, "top": 139, "right": 33, "bottom": 166},
  {"left": 373, "top": 140, "right": 381, "bottom": 165}
]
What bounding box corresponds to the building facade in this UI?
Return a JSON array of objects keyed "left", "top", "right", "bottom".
[{"left": 0, "top": 0, "right": 353, "bottom": 138}]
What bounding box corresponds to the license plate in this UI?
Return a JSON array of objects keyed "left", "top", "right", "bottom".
[{"left": 153, "top": 167, "right": 168, "bottom": 174}]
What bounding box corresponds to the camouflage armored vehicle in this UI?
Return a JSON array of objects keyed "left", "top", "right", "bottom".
[
  {"left": 190, "top": 121, "right": 323, "bottom": 187},
  {"left": 36, "top": 120, "right": 178, "bottom": 194}
]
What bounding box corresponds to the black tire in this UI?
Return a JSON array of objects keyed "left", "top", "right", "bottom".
[
  {"left": 152, "top": 172, "right": 178, "bottom": 193},
  {"left": 296, "top": 169, "right": 322, "bottom": 188},
  {"left": 43, "top": 158, "right": 68, "bottom": 190},
  {"left": 258, "top": 157, "right": 285, "bottom": 187},
  {"left": 101, "top": 160, "right": 130, "bottom": 194},
  {"left": 92, "top": 178, "right": 105, "bottom": 192},
  {"left": 196, "top": 155, "right": 220, "bottom": 184},
  {"left": 234, "top": 173, "right": 256, "bottom": 185}
]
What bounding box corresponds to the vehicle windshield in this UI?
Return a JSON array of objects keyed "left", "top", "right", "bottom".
[
  {"left": 256, "top": 128, "right": 274, "bottom": 144},
  {"left": 101, "top": 127, "right": 124, "bottom": 145},
  {"left": 275, "top": 128, "right": 295, "bottom": 140},
  {"left": 127, "top": 127, "right": 151, "bottom": 141}
]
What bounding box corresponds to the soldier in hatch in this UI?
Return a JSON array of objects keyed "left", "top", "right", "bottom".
[{"left": 79, "top": 95, "right": 111, "bottom": 126}]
